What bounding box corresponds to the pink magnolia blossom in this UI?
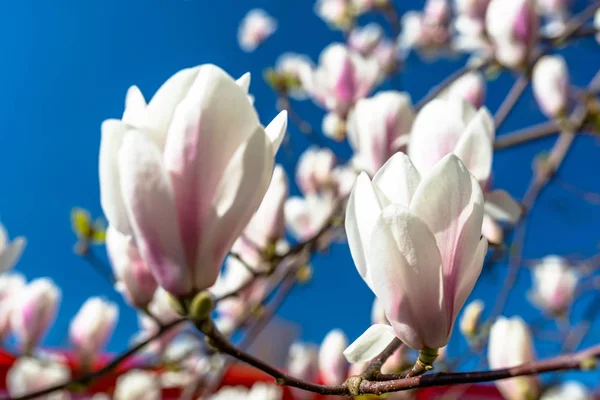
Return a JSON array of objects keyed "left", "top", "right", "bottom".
[
  {"left": 237, "top": 9, "right": 277, "bottom": 53},
  {"left": 288, "top": 343, "right": 319, "bottom": 400},
  {"left": 372, "top": 39, "right": 400, "bottom": 74},
  {"left": 0, "top": 221, "right": 26, "bottom": 273},
  {"left": 106, "top": 227, "right": 157, "bottom": 309},
  {"left": 454, "top": 0, "right": 491, "bottom": 38},
  {"left": 243, "top": 165, "right": 289, "bottom": 249},
  {"left": 318, "top": 329, "right": 349, "bottom": 385},
  {"left": 99, "top": 65, "right": 287, "bottom": 297},
  {"left": 486, "top": 0, "right": 539, "bottom": 68},
  {"left": 11, "top": 278, "right": 61, "bottom": 352},
  {"left": 344, "top": 153, "right": 487, "bottom": 359},
  {"left": 315, "top": 0, "right": 353, "bottom": 30},
  {"left": 274, "top": 53, "right": 314, "bottom": 100},
  {"left": 285, "top": 193, "right": 336, "bottom": 240},
  {"left": 537, "top": 0, "right": 569, "bottom": 37},
  {"left": 347, "top": 91, "right": 415, "bottom": 176},
  {"left": 529, "top": 255, "right": 577, "bottom": 315},
  {"left": 532, "top": 55, "right": 570, "bottom": 118},
  {"left": 69, "top": 297, "right": 119, "bottom": 360},
  {"left": 424, "top": 0, "right": 451, "bottom": 26},
  {"left": 114, "top": 370, "right": 161, "bottom": 400},
  {"left": 348, "top": 24, "right": 384, "bottom": 55},
  {"left": 0, "top": 273, "right": 25, "bottom": 340},
  {"left": 307, "top": 43, "right": 380, "bottom": 117},
  {"left": 296, "top": 147, "right": 336, "bottom": 194},
  {"left": 446, "top": 71, "right": 487, "bottom": 108},
  {"left": 7, "top": 356, "right": 71, "bottom": 400},
  {"left": 488, "top": 317, "right": 539, "bottom": 400}
]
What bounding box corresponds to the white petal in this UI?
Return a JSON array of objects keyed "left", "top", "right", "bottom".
[
  {"left": 345, "top": 173, "right": 385, "bottom": 289},
  {"left": 453, "top": 107, "right": 494, "bottom": 184},
  {"left": 0, "top": 237, "right": 26, "bottom": 273},
  {"left": 0, "top": 223, "right": 6, "bottom": 251},
  {"left": 123, "top": 85, "right": 147, "bottom": 125},
  {"left": 264, "top": 110, "right": 287, "bottom": 154},
  {"left": 372, "top": 153, "right": 421, "bottom": 208},
  {"left": 343, "top": 324, "right": 396, "bottom": 364},
  {"left": 236, "top": 72, "right": 251, "bottom": 93},
  {"left": 118, "top": 131, "right": 190, "bottom": 296},
  {"left": 484, "top": 190, "right": 523, "bottom": 223},
  {"left": 453, "top": 237, "right": 488, "bottom": 318}
]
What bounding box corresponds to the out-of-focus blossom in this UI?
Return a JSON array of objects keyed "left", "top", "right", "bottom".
[
  {"left": 322, "top": 112, "right": 348, "bottom": 141},
  {"left": 307, "top": 43, "right": 380, "bottom": 117},
  {"left": 529, "top": 255, "right": 577, "bottom": 315},
  {"left": 272, "top": 53, "right": 314, "bottom": 100},
  {"left": 136, "top": 288, "right": 186, "bottom": 354},
  {"left": 454, "top": 0, "right": 491, "bottom": 50},
  {"left": 288, "top": 343, "right": 319, "bottom": 400},
  {"left": 296, "top": 147, "right": 336, "bottom": 194},
  {"left": 347, "top": 91, "right": 414, "bottom": 176},
  {"left": 537, "top": 0, "right": 569, "bottom": 37},
  {"left": 348, "top": 24, "right": 384, "bottom": 55},
  {"left": 69, "top": 297, "right": 119, "bottom": 360},
  {"left": 315, "top": 0, "right": 354, "bottom": 30},
  {"left": 243, "top": 165, "right": 289, "bottom": 249},
  {"left": 99, "top": 65, "right": 287, "bottom": 298},
  {"left": 488, "top": 317, "right": 539, "bottom": 400},
  {"left": 459, "top": 299, "right": 484, "bottom": 338},
  {"left": 237, "top": 9, "right": 277, "bottom": 52},
  {"left": 209, "top": 383, "right": 283, "bottom": 400},
  {"left": 11, "top": 278, "right": 61, "bottom": 352},
  {"left": 0, "top": 273, "right": 25, "bottom": 340},
  {"left": 446, "top": 71, "right": 487, "bottom": 108},
  {"left": 425, "top": 0, "right": 451, "bottom": 26},
  {"left": 595, "top": 9, "right": 600, "bottom": 44},
  {"left": 285, "top": 193, "right": 336, "bottom": 240},
  {"left": 0, "top": 222, "right": 26, "bottom": 273},
  {"left": 486, "top": 0, "right": 538, "bottom": 68},
  {"left": 541, "top": 381, "right": 592, "bottom": 400},
  {"left": 332, "top": 165, "right": 359, "bottom": 198},
  {"left": 352, "top": 0, "right": 386, "bottom": 15},
  {"left": 114, "top": 370, "right": 161, "bottom": 400},
  {"left": 373, "top": 39, "right": 400, "bottom": 74},
  {"left": 532, "top": 55, "right": 570, "bottom": 118},
  {"left": 319, "top": 329, "right": 349, "bottom": 385},
  {"left": 344, "top": 154, "right": 486, "bottom": 360},
  {"left": 399, "top": 0, "right": 451, "bottom": 55},
  {"left": 7, "top": 357, "right": 70, "bottom": 400},
  {"left": 107, "top": 227, "right": 157, "bottom": 309}
]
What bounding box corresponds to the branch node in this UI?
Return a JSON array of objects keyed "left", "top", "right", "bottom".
[
  {"left": 580, "top": 357, "right": 597, "bottom": 371},
  {"left": 345, "top": 376, "right": 363, "bottom": 396}
]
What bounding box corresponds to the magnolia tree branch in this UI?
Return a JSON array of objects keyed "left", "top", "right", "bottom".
[
  {"left": 494, "top": 74, "right": 530, "bottom": 129},
  {"left": 494, "top": 121, "right": 560, "bottom": 150}
]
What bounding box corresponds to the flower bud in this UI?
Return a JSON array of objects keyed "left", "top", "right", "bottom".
[
  {"left": 114, "top": 370, "right": 161, "bottom": 400},
  {"left": 0, "top": 222, "right": 26, "bottom": 273},
  {"left": 7, "top": 357, "right": 70, "bottom": 400},
  {"left": 319, "top": 329, "right": 349, "bottom": 385},
  {"left": 447, "top": 71, "right": 486, "bottom": 108},
  {"left": 0, "top": 273, "right": 26, "bottom": 341},
  {"left": 315, "top": 0, "right": 354, "bottom": 30},
  {"left": 322, "top": 112, "right": 347, "bottom": 141},
  {"left": 459, "top": 299, "right": 484, "bottom": 337},
  {"left": 237, "top": 9, "right": 277, "bottom": 52},
  {"left": 296, "top": 147, "right": 336, "bottom": 194},
  {"left": 529, "top": 255, "right": 577, "bottom": 316},
  {"left": 532, "top": 55, "right": 570, "bottom": 118},
  {"left": 348, "top": 23, "right": 384, "bottom": 55},
  {"left": 274, "top": 53, "right": 314, "bottom": 100},
  {"left": 70, "top": 297, "right": 119, "bottom": 360},
  {"left": 541, "top": 381, "right": 592, "bottom": 400}
]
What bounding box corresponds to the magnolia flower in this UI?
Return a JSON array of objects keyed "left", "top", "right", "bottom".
[
  {"left": 11, "top": 278, "right": 61, "bottom": 352},
  {"left": 322, "top": 112, "right": 347, "bottom": 141},
  {"left": 0, "top": 222, "right": 26, "bottom": 273},
  {"left": 315, "top": 0, "right": 353, "bottom": 30},
  {"left": 344, "top": 153, "right": 487, "bottom": 362},
  {"left": 347, "top": 91, "right": 414, "bottom": 176},
  {"left": 237, "top": 9, "right": 277, "bottom": 52},
  {"left": 371, "top": 297, "right": 388, "bottom": 325},
  {"left": 0, "top": 273, "right": 26, "bottom": 340},
  {"left": 541, "top": 381, "right": 592, "bottom": 400},
  {"left": 7, "top": 357, "right": 71, "bottom": 400},
  {"left": 319, "top": 329, "right": 349, "bottom": 385},
  {"left": 209, "top": 383, "right": 282, "bottom": 400},
  {"left": 529, "top": 255, "right": 577, "bottom": 315},
  {"left": 99, "top": 65, "right": 287, "bottom": 297},
  {"left": 424, "top": 0, "right": 451, "bottom": 26},
  {"left": 446, "top": 71, "right": 487, "bottom": 108},
  {"left": 488, "top": 317, "right": 539, "bottom": 400},
  {"left": 296, "top": 147, "right": 336, "bottom": 194},
  {"left": 454, "top": 0, "right": 491, "bottom": 36},
  {"left": 243, "top": 165, "right": 289, "bottom": 249},
  {"left": 307, "top": 43, "right": 380, "bottom": 117},
  {"left": 537, "top": 0, "right": 569, "bottom": 37},
  {"left": 486, "top": 0, "right": 538, "bottom": 68},
  {"left": 348, "top": 24, "right": 384, "bottom": 55},
  {"left": 70, "top": 297, "right": 119, "bottom": 360},
  {"left": 408, "top": 98, "right": 520, "bottom": 244},
  {"left": 399, "top": 12, "right": 427, "bottom": 51},
  {"left": 595, "top": 9, "right": 600, "bottom": 44},
  {"left": 285, "top": 193, "right": 336, "bottom": 240},
  {"left": 107, "top": 227, "right": 157, "bottom": 308},
  {"left": 332, "top": 165, "right": 359, "bottom": 198},
  {"left": 459, "top": 299, "right": 484, "bottom": 337},
  {"left": 114, "top": 370, "right": 161, "bottom": 400},
  {"left": 373, "top": 39, "right": 399, "bottom": 73},
  {"left": 273, "top": 53, "right": 314, "bottom": 100},
  {"left": 532, "top": 55, "right": 570, "bottom": 118},
  {"left": 288, "top": 342, "right": 319, "bottom": 400},
  {"left": 399, "top": 3, "right": 451, "bottom": 54}
]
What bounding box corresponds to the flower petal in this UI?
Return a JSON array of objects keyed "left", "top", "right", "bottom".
[
  {"left": 118, "top": 130, "right": 190, "bottom": 296},
  {"left": 345, "top": 173, "right": 385, "bottom": 289},
  {"left": 453, "top": 107, "right": 494, "bottom": 184},
  {"left": 164, "top": 64, "right": 260, "bottom": 267},
  {"left": 236, "top": 72, "right": 251, "bottom": 93},
  {"left": 0, "top": 237, "right": 26, "bottom": 273},
  {"left": 410, "top": 154, "right": 484, "bottom": 324},
  {"left": 264, "top": 110, "right": 287, "bottom": 154},
  {"left": 484, "top": 190, "right": 523, "bottom": 223},
  {"left": 368, "top": 205, "right": 447, "bottom": 349},
  {"left": 372, "top": 153, "right": 421, "bottom": 208},
  {"left": 343, "top": 324, "right": 396, "bottom": 364},
  {"left": 453, "top": 237, "right": 488, "bottom": 318},
  {"left": 194, "top": 127, "right": 273, "bottom": 290}
]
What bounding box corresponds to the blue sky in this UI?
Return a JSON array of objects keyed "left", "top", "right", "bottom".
[{"left": 1, "top": 0, "right": 599, "bottom": 386}]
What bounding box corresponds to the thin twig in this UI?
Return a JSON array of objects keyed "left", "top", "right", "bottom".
[
  {"left": 494, "top": 121, "right": 560, "bottom": 150},
  {"left": 494, "top": 75, "right": 530, "bottom": 130}
]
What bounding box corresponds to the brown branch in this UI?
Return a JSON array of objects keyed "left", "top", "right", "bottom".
[
  {"left": 362, "top": 338, "right": 403, "bottom": 380},
  {"left": 494, "top": 121, "right": 560, "bottom": 150},
  {"left": 551, "top": 1, "right": 600, "bottom": 45},
  {"left": 494, "top": 75, "right": 530, "bottom": 130}
]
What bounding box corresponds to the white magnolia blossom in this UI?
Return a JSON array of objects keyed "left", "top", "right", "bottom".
[
  {"left": 345, "top": 153, "right": 487, "bottom": 360},
  {"left": 209, "top": 383, "right": 282, "bottom": 400},
  {"left": 541, "top": 381, "right": 592, "bottom": 400},
  {"left": 488, "top": 317, "right": 539, "bottom": 400},
  {"left": 288, "top": 342, "right": 319, "bottom": 400},
  {"left": 0, "top": 273, "right": 26, "bottom": 340},
  {"left": 237, "top": 9, "right": 277, "bottom": 52},
  {"left": 114, "top": 370, "right": 161, "bottom": 400},
  {"left": 99, "top": 65, "right": 286, "bottom": 297},
  {"left": 315, "top": 0, "right": 353, "bottom": 30},
  {"left": 529, "top": 255, "right": 577, "bottom": 315},
  {"left": 348, "top": 23, "right": 384, "bottom": 55},
  {"left": 7, "top": 357, "right": 71, "bottom": 400},
  {"left": 532, "top": 55, "right": 570, "bottom": 118},
  {"left": 274, "top": 53, "right": 314, "bottom": 100},
  {"left": 69, "top": 297, "right": 119, "bottom": 359},
  {"left": 446, "top": 71, "right": 487, "bottom": 108},
  {"left": 318, "top": 329, "right": 349, "bottom": 385},
  {"left": 296, "top": 147, "right": 336, "bottom": 194},
  {"left": 285, "top": 193, "right": 336, "bottom": 240},
  {"left": 0, "top": 222, "right": 26, "bottom": 273}
]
